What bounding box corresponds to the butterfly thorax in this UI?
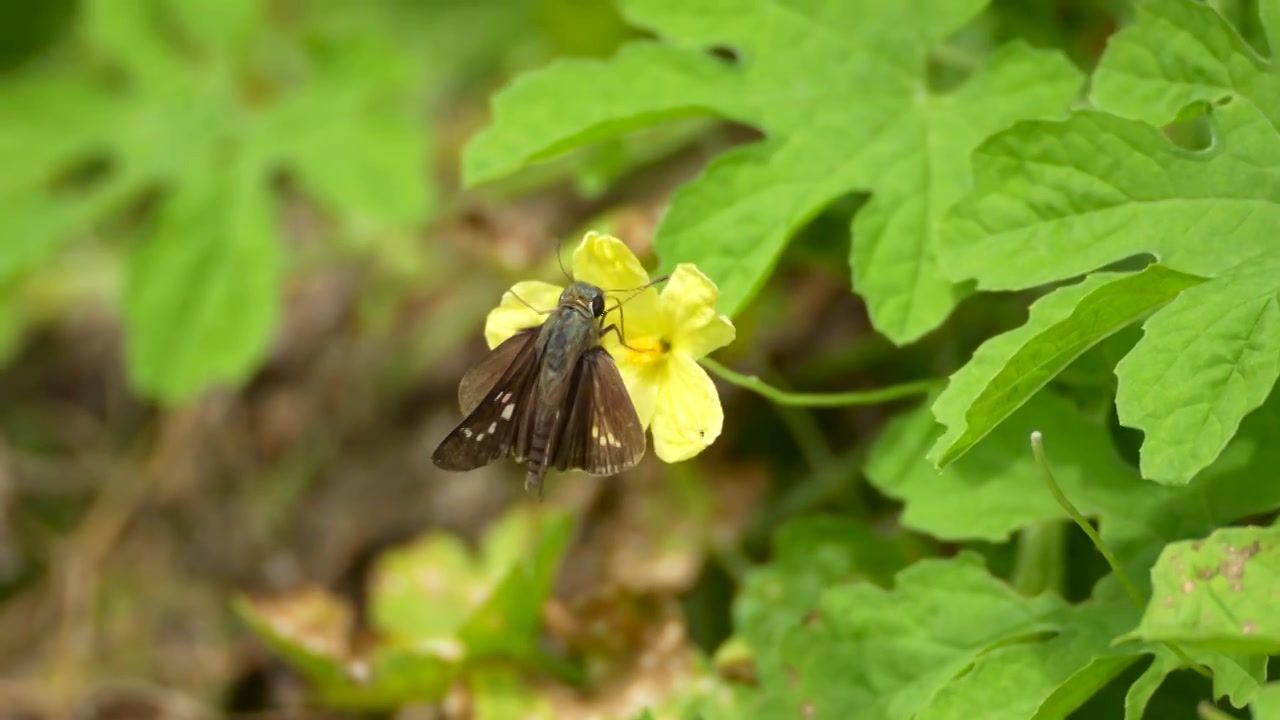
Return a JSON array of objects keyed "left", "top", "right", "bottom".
[{"left": 526, "top": 283, "right": 606, "bottom": 491}]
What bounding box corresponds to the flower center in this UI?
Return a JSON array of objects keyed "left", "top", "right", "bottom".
[{"left": 624, "top": 335, "right": 670, "bottom": 365}]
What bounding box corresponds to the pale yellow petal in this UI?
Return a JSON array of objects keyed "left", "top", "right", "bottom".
[
  {"left": 615, "top": 357, "right": 662, "bottom": 428},
  {"left": 650, "top": 354, "right": 723, "bottom": 463},
  {"left": 602, "top": 285, "right": 662, "bottom": 347},
  {"left": 660, "top": 264, "right": 735, "bottom": 359},
  {"left": 483, "top": 281, "right": 562, "bottom": 348},
  {"left": 571, "top": 232, "right": 650, "bottom": 292}
]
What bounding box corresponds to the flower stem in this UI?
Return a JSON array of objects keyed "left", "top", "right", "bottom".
[
  {"left": 1030, "top": 431, "right": 1211, "bottom": 679},
  {"left": 700, "top": 357, "right": 940, "bottom": 407}
]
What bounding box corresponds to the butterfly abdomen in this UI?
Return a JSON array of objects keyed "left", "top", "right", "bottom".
[{"left": 525, "top": 418, "right": 553, "bottom": 494}]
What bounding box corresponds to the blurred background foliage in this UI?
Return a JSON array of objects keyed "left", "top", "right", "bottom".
[{"left": 0, "top": 0, "right": 1270, "bottom": 718}]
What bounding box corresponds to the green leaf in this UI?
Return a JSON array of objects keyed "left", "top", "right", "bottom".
[
  {"left": 1089, "top": 0, "right": 1278, "bottom": 127},
  {"left": 1120, "top": 525, "right": 1280, "bottom": 655},
  {"left": 939, "top": 102, "right": 1280, "bottom": 296},
  {"left": 1254, "top": 683, "right": 1280, "bottom": 719},
  {"left": 239, "top": 507, "right": 575, "bottom": 709},
  {"left": 1124, "top": 647, "right": 1268, "bottom": 720},
  {"left": 735, "top": 516, "right": 916, "bottom": 683},
  {"left": 1102, "top": 389, "right": 1280, "bottom": 578},
  {"left": 463, "top": 0, "right": 1082, "bottom": 340},
  {"left": 372, "top": 508, "right": 574, "bottom": 658},
  {"left": 123, "top": 150, "right": 281, "bottom": 401},
  {"left": 918, "top": 585, "right": 1139, "bottom": 720},
  {"left": 3, "top": 2, "right": 435, "bottom": 399},
  {"left": 756, "top": 553, "right": 1070, "bottom": 719},
  {"left": 927, "top": 266, "right": 1204, "bottom": 468},
  {"left": 267, "top": 87, "right": 433, "bottom": 227},
  {"left": 938, "top": 0, "right": 1280, "bottom": 480},
  {"left": 870, "top": 390, "right": 1142, "bottom": 543},
  {"left": 234, "top": 588, "right": 460, "bottom": 708},
  {"left": 1115, "top": 261, "right": 1280, "bottom": 484},
  {"left": 775, "top": 382, "right": 1280, "bottom": 719}
]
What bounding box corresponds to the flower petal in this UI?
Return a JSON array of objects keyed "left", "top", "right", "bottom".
[
  {"left": 571, "top": 232, "right": 650, "bottom": 292},
  {"left": 650, "top": 354, "right": 723, "bottom": 463},
  {"left": 660, "top": 264, "right": 735, "bottom": 359},
  {"left": 615, "top": 358, "right": 662, "bottom": 429},
  {"left": 602, "top": 285, "right": 662, "bottom": 350},
  {"left": 484, "top": 281, "right": 562, "bottom": 349}
]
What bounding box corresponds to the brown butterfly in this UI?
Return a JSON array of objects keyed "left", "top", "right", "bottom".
[{"left": 432, "top": 280, "right": 657, "bottom": 497}]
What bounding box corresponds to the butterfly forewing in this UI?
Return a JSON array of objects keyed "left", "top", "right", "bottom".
[
  {"left": 553, "top": 347, "right": 645, "bottom": 475},
  {"left": 433, "top": 331, "right": 541, "bottom": 471},
  {"left": 457, "top": 328, "right": 538, "bottom": 415}
]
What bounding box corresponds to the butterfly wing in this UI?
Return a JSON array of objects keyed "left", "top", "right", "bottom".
[
  {"left": 433, "top": 329, "right": 542, "bottom": 471},
  {"left": 457, "top": 328, "right": 539, "bottom": 415},
  {"left": 553, "top": 347, "right": 646, "bottom": 476}
]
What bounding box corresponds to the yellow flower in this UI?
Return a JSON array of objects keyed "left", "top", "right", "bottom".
[{"left": 483, "top": 232, "right": 735, "bottom": 463}]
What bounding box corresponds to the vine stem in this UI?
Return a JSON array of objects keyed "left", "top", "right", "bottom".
[
  {"left": 699, "top": 357, "right": 940, "bottom": 407},
  {"left": 1030, "top": 431, "right": 1211, "bottom": 679}
]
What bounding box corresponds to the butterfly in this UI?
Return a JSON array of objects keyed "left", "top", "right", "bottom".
[{"left": 431, "top": 281, "right": 650, "bottom": 497}]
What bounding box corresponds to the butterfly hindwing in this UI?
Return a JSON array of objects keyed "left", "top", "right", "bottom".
[
  {"left": 433, "top": 331, "right": 542, "bottom": 471},
  {"left": 457, "top": 328, "right": 539, "bottom": 415},
  {"left": 553, "top": 347, "right": 645, "bottom": 476}
]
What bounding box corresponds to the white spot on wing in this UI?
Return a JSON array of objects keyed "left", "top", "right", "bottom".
[
  {"left": 487, "top": 421, "right": 497, "bottom": 434},
  {"left": 462, "top": 428, "right": 472, "bottom": 438},
  {"left": 501, "top": 404, "right": 515, "bottom": 420},
  {"left": 501, "top": 392, "right": 512, "bottom": 402},
  {"left": 592, "top": 425, "right": 600, "bottom": 439},
  {"left": 476, "top": 433, "right": 486, "bottom": 441}
]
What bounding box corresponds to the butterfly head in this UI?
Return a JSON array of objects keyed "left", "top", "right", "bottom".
[{"left": 559, "top": 282, "right": 607, "bottom": 318}]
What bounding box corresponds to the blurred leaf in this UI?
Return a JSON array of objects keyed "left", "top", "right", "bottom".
[
  {"left": 918, "top": 582, "right": 1138, "bottom": 720},
  {"left": 464, "top": 0, "right": 1082, "bottom": 340},
  {"left": 373, "top": 507, "right": 574, "bottom": 658},
  {"left": 538, "top": 0, "right": 638, "bottom": 57},
  {"left": 123, "top": 149, "right": 281, "bottom": 401},
  {"left": 1254, "top": 683, "right": 1280, "bottom": 719},
  {"left": 269, "top": 92, "right": 432, "bottom": 226},
  {"left": 871, "top": 390, "right": 1140, "bottom": 543},
  {"left": 236, "top": 587, "right": 459, "bottom": 708},
  {"left": 1115, "top": 262, "right": 1280, "bottom": 484},
  {"left": 1, "top": 0, "right": 436, "bottom": 398},
  {"left": 755, "top": 553, "right": 1070, "bottom": 719},
  {"left": 1119, "top": 525, "right": 1280, "bottom": 655},
  {"left": 1102, "top": 390, "right": 1280, "bottom": 579},
  {"left": 1124, "top": 646, "right": 1267, "bottom": 720},
  {"left": 471, "top": 666, "right": 556, "bottom": 720},
  {"left": 735, "top": 516, "right": 916, "bottom": 692},
  {"left": 927, "top": 267, "right": 1204, "bottom": 469},
  {"left": 240, "top": 507, "right": 575, "bottom": 708}
]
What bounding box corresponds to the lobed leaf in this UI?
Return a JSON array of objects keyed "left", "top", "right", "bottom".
[
  {"left": 870, "top": 390, "right": 1143, "bottom": 543},
  {"left": 239, "top": 507, "right": 574, "bottom": 708},
  {"left": 927, "top": 266, "right": 1204, "bottom": 468},
  {"left": 1120, "top": 525, "right": 1280, "bottom": 655},
  {"left": 756, "top": 553, "right": 1070, "bottom": 720},
  {"left": 464, "top": 0, "right": 1082, "bottom": 340},
  {"left": 734, "top": 516, "right": 916, "bottom": 684},
  {"left": 1254, "top": 683, "right": 1280, "bottom": 719},
  {"left": 123, "top": 151, "right": 281, "bottom": 402},
  {"left": 1115, "top": 261, "right": 1280, "bottom": 484},
  {"left": 940, "top": 0, "right": 1280, "bottom": 482}
]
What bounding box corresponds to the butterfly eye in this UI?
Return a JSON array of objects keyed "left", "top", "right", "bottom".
[{"left": 591, "top": 293, "right": 606, "bottom": 317}]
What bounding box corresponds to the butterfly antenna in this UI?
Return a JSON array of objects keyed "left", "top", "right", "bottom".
[
  {"left": 604, "top": 274, "right": 670, "bottom": 307},
  {"left": 555, "top": 237, "right": 573, "bottom": 282}
]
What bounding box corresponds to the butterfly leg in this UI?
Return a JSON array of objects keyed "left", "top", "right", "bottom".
[
  {"left": 600, "top": 301, "right": 650, "bottom": 352},
  {"left": 509, "top": 290, "right": 554, "bottom": 314}
]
